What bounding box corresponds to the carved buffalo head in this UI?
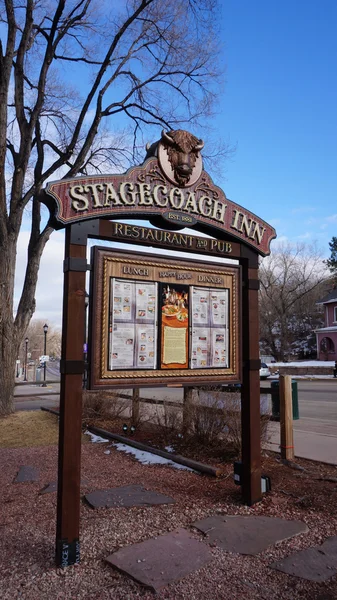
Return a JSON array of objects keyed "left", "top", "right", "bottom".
[{"left": 161, "top": 129, "right": 204, "bottom": 186}]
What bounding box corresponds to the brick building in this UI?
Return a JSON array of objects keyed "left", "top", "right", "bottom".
[{"left": 315, "top": 288, "right": 337, "bottom": 360}]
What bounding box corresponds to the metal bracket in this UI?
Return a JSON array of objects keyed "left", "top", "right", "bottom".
[
  {"left": 60, "top": 360, "right": 85, "bottom": 375},
  {"left": 247, "top": 279, "right": 260, "bottom": 290},
  {"left": 243, "top": 359, "right": 261, "bottom": 371},
  {"left": 63, "top": 257, "right": 90, "bottom": 272},
  {"left": 240, "top": 245, "right": 259, "bottom": 268},
  {"left": 70, "top": 220, "right": 100, "bottom": 245},
  {"left": 56, "top": 538, "right": 80, "bottom": 568}
]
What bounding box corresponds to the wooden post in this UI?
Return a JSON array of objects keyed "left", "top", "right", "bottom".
[
  {"left": 240, "top": 248, "right": 262, "bottom": 505},
  {"left": 183, "top": 387, "right": 193, "bottom": 434},
  {"left": 132, "top": 388, "right": 140, "bottom": 423},
  {"left": 55, "top": 226, "right": 86, "bottom": 567},
  {"left": 279, "top": 375, "right": 294, "bottom": 460}
]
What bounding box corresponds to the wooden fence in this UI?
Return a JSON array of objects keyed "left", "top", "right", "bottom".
[{"left": 15, "top": 375, "right": 294, "bottom": 460}]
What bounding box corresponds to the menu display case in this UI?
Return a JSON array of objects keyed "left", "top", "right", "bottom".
[{"left": 90, "top": 248, "right": 239, "bottom": 388}]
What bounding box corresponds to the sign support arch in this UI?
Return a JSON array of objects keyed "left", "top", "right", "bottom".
[{"left": 41, "top": 130, "right": 276, "bottom": 567}]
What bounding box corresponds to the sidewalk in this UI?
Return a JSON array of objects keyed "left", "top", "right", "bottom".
[{"left": 265, "top": 421, "right": 337, "bottom": 465}]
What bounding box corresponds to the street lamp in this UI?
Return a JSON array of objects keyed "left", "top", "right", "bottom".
[
  {"left": 24, "top": 337, "right": 28, "bottom": 381},
  {"left": 42, "top": 323, "right": 48, "bottom": 387}
]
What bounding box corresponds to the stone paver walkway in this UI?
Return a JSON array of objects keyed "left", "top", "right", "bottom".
[
  {"left": 193, "top": 515, "right": 308, "bottom": 555},
  {"left": 85, "top": 484, "right": 175, "bottom": 509}
]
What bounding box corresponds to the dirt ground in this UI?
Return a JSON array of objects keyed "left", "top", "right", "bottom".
[{"left": 1, "top": 410, "right": 337, "bottom": 599}]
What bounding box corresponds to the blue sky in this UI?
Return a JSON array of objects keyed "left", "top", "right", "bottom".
[
  {"left": 15, "top": 0, "right": 337, "bottom": 325},
  {"left": 215, "top": 0, "right": 337, "bottom": 249}
]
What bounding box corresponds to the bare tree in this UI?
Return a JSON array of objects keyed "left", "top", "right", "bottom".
[
  {"left": 0, "top": 0, "right": 225, "bottom": 415},
  {"left": 20, "top": 320, "right": 61, "bottom": 364},
  {"left": 259, "top": 242, "right": 329, "bottom": 361}
]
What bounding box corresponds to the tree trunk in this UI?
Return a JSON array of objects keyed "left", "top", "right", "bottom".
[
  {"left": 0, "top": 238, "right": 20, "bottom": 415},
  {"left": 0, "top": 326, "right": 18, "bottom": 415}
]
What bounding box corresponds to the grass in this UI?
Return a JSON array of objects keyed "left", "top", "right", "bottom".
[{"left": 0, "top": 410, "right": 88, "bottom": 448}]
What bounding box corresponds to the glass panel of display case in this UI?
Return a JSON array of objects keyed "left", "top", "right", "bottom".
[
  {"left": 109, "top": 279, "right": 157, "bottom": 370},
  {"left": 190, "top": 287, "right": 229, "bottom": 369}
]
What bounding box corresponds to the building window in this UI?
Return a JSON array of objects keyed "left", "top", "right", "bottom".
[
  {"left": 334, "top": 306, "right": 337, "bottom": 323},
  {"left": 320, "top": 337, "right": 335, "bottom": 354}
]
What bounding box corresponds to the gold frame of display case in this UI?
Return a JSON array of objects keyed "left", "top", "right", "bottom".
[{"left": 89, "top": 246, "right": 240, "bottom": 389}]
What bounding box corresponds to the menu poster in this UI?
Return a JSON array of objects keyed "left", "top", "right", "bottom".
[
  {"left": 210, "top": 289, "right": 228, "bottom": 327},
  {"left": 190, "top": 286, "right": 229, "bottom": 369},
  {"left": 110, "top": 324, "right": 135, "bottom": 369},
  {"left": 163, "top": 326, "right": 187, "bottom": 365},
  {"left": 112, "top": 279, "right": 133, "bottom": 321},
  {"left": 192, "top": 288, "right": 209, "bottom": 325},
  {"left": 109, "top": 278, "right": 158, "bottom": 370},
  {"left": 135, "top": 282, "right": 157, "bottom": 323},
  {"left": 160, "top": 283, "right": 189, "bottom": 369},
  {"left": 191, "top": 327, "right": 210, "bottom": 368},
  {"left": 211, "top": 328, "right": 228, "bottom": 367},
  {"left": 136, "top": 324, "right": 156, "bottom": 368}
]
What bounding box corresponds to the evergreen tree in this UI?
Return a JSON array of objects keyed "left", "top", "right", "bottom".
[{"left": 326, "top": 237, "right": 337, "bottom": 280}]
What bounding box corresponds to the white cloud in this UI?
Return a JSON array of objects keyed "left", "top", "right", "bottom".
[
  {"left": 267, "top": 218, "right": 282, "bottom": 227},
  {"left": 296, "top": 232, "right": 311, "bottom": 240},
  {"left": 291, "top": 206, "right": 316, "bottom": 214},
  {"left": 15, "top": 229, "right": 65, "bottom": 327},
  {"left": 270, "top": 235, "right": 288, "bottom": 247}
]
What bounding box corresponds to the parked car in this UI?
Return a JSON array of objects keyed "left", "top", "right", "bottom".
[
  {"left": 260, "top": 355, "right": 276, "bottom": 364},
  {"left": 260, "top": 362, "right": 271, "bottom": 379}
]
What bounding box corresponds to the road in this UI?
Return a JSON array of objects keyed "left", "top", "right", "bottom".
[
  {"left": 260, "top": 379, "right": 337, "bottom": 432},
  {"left": 260, "top": 379, "right": 337, "bottom": 464},
  {"left": 14, "top": 362, "right": 60, "bottom": 411},
  {"left": 291, "top": 380, "right": 337, "bottom": 436}
]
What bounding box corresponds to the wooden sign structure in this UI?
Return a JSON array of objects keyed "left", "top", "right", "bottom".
[{"left": 41, "top": 129, "right": 276, "bottom": 567}]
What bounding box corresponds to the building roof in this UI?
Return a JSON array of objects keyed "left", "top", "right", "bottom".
[{"left": 317, "top": 288, "right": 337, "bottom": 304}]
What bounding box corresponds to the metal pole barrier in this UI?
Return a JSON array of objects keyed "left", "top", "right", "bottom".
[
  {"left": 132, "top": 388, "right": 140, "bottom": 423},
  {"left": 24, "top": 338, "right": 28, "bottom": 381},
  {"left": 42, "top": 325, "right": 48, "bottom": 387},
  {"left": 279, "top": 374, "right": 294, "bottom": 460}
]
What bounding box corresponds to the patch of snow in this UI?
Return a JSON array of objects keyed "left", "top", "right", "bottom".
[
  {"left": 84, "top": 430, "right": 109, "bottom": 443},
  {"left": 164, "top": 445, "right": 175, "bottom": 453},
  {"left": 269, "top": 360, "right": 335, "bottom": 367},
  {"left": 266, "top": 374, "right": 335, "bottom": 380},
  {"left": 112, "top": 442, "right": 195, "bottom": 472},
  {"left": 286, "top": 375, "right": 335, "bottom": 379}
]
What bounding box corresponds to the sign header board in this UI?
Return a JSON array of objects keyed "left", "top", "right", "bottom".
[
  {"left": 105, "top": 221, "right": 238, "bottom": 257},
  {"left": 43, "top": 132, "right": 276, "bottom": 256}
]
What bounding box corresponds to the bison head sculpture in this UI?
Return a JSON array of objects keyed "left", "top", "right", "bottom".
[{"left": 161, "top": 129, "right": 204, "bottom": 186}]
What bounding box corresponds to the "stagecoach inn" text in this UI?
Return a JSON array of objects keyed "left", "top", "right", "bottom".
[{"left": 68, "top": 181, "right": 266, "bottom": 245}]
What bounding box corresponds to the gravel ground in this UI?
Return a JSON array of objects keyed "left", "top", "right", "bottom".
[{"left": 1, "top": 440, "right": 337, "bottom": 599}]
